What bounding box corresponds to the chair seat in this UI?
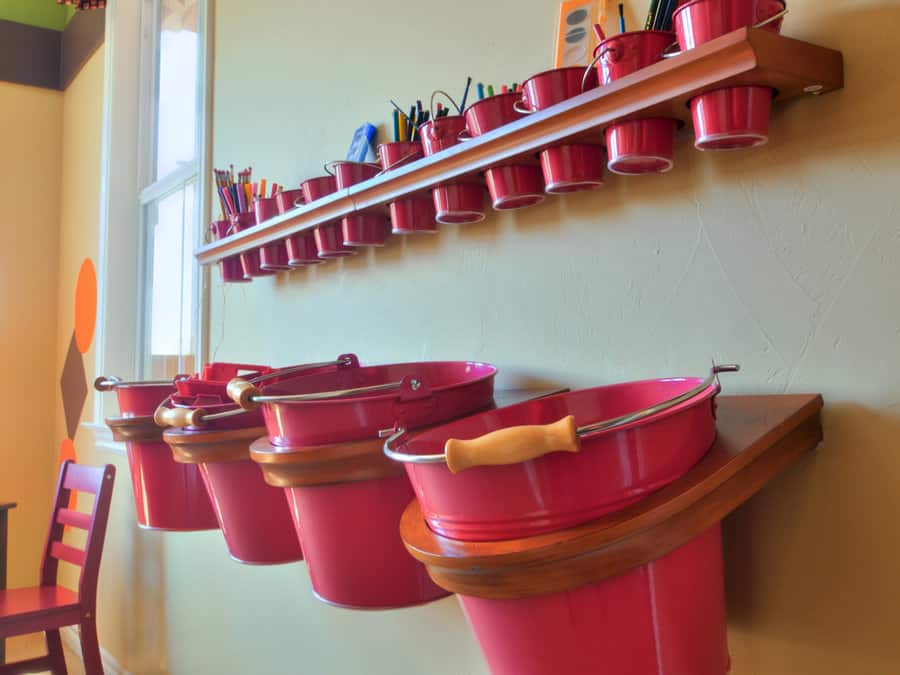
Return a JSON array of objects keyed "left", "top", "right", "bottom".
[{"left": 0, "top": 586, "right": 83, "bottom": 638}]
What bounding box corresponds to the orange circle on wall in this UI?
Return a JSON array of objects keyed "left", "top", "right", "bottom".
[{"left": 74, "top": 258, "right": 97, "bottom": 354}]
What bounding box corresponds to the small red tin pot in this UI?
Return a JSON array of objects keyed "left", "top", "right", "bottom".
[
  {"left": 389, "top": 197, "right": 437, "bottom": 234},
  {"left": 286, "top": 232, "right": 324, "bottom": 266},
  {"left": 378, "top": 140, "right": 424, "bottom": 171},
  {"left": 314, "top": 222, "right": 356, "bottom": 258},
  {"left": 342, "top": 213, "right": 390, "bottom": 247},
  {"left": 275, "top": 188, "right": 305, "bottom": 214},
  {"left": 485, "top": 165, "right": 546, "bottom": 210},
  {"left": 673, "top": 0, "right": 786, "bottom": 49},
  {"left": 517, "top": 68, "right": 605, "bottom": 194},
  {"left": 420, "top": 117, "right": 486, "bottom": 224},
  {"left": 597, "top": 30, "right": 678, "bottom": 175},
  {"left": 464, "top": 92, "right": 524, "bottom": 137},
  {"left": 606, "top": 118, "right": 678, "bottom": 174},
  {"left": 300, "top": 175, "right": 338, "bottom": 203},
  {"left": 691, "top": 85, "right": 772, "bottom": 150},
  {"left": 459, "top": 525, "right": 728, "bottom": 675},
  {"left": 385, "top": 365, "right": 733, "bottom": 541},
  {"left": 330, "top": 160, "right": 381, "bottom": 189},
  {"left": 210, "top": 220, "right": 249, "bottom": 283},
  {"left": 518, "top": 66, "right": 599, "bottom": 113},
  {"left": 539, "top": 144, "right": 605, "bottom": 193},
  {"left": 98, "top": 379, "right": 218, "bottom": 531},
  {"left": 432, "top": 184, "right": 486, "bottom": 225},
  {"left": 230, "top": 212, "right": 276, "bottom": 278},
  {"left": 253, "top": 198, "right": 292, "bottom": 271},
  {"left": 378, "top": 142, "right": 436, "bottom": 234}
]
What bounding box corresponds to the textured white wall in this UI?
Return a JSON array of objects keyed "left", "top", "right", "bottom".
[{"left": 164, "top": 0, "right": 900, "bottom": 673}]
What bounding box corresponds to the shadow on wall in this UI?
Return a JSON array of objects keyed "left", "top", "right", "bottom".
[{"left": 723, "top": 401, "right": 900, "bottom": 668}]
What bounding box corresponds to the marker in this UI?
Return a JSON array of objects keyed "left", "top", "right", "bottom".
[
  {"left": 618, "top": 3, "right": 626, "bottom": 32},
  {"left": 477, "top": 82, "right": 485, "bottom": 100},
  {"left": 487, "top": 84, "right": 495, "bottom": 97}
]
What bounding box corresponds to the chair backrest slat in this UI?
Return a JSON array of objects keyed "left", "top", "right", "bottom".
[
  {"left": 40, "top": 461, "right": 116, "bottom": 611},
  {"left": 50, "top": 541, "right": 87, "bottom": 567},
  {"left": 56, "top": 507, "right": 91, "bottom": 530}
]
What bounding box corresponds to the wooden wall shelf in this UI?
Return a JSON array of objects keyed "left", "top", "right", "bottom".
[
  {"left": 195, "top": 28, "right": 843, "bottom": 266},
  {"left": 400, "top": 394, "right": 824, "bottom": 599}
]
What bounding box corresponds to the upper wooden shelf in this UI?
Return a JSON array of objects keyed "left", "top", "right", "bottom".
[{"left": 195, "top": 28, "right": 843, "bottom": 266}]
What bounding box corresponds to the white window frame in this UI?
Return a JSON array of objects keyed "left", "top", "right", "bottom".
[{"left": 85, "top": 0, "right": 213, "bottom": 452}]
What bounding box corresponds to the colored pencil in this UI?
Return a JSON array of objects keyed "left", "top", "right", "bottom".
[
  {"left": 459, "top": 76, "right": 473, "bottom": 112},
  {"left": 645, "top": 0, "right": 660, "bottom": 29},
  {"left": 618, "top": 3, "right": 626, "bottom": 32}
]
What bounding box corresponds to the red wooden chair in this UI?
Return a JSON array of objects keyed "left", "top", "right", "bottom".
[{"left": 0, "top": 460, "right": 115, "bottom": 675}]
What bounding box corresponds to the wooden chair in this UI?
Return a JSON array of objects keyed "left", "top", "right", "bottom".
[{"left": 0, "top": 460, "right": 115, "bottom": 675}]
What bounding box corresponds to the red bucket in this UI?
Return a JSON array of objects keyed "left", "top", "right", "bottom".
[
  {"left": 539, "top": 144, "right": 605, "bottom": 193},
  {"left": 389, "top": 197, "right": 437, "bottom": 234},
  {"left": 275, "top": 188, "right": 305, "bottom": 214},
  {"left": 300, "top": 175, "right": 338, "bottom": 202},
  {"left": 460, "top": 525, "right": 728, "bottom": 675},
  {"left": 98, "top": 379, "right": 218, "bottom": 531},
  {"left": 605, "top": 118, "right": 678, "bottom": 174},
  {"left": 432, "top": 183, "right": 486, "bottom": 225},
  {"left": 314, "top": 222, "right": 356, "bottom": 258},
  {"left": 386, "top": 367, "right": 731, "bottom": 541},
  {"left": 464, "top": 92, "right": 523, "bottom": 137},
  {"left": 158, "top": 362, "right": 304, "bottom": 564},
  {"left": 379, "top": 142, "right": 437, "bottom": 234},
  {"left": 236, "top": 360, "right": 498, "bottom": 447},
  {"left": 210, "top": 220, "right": 249, "bottom": 283},
  {"left": 420, "top": 117, "right": 486, "bottom": 224},
  {"left": 285, "top": 473, "right": 444, "bottom": 608},
  {"left": 484, "top": 165, "right": 545, "bottom": 210},
  {"left": 518, "top": 68, "right": 605, "bottom": 194},
  {"left": 342, "top": 213, "right": 390, "bottom": 247},
  {"left": 673, "top": 0, "right": 785, "bottom": 48},
  {"left": 230, "top": 212, "right": 276, "bottom": 278},
  {"left": 240, "top": 358, "right": 497, "bottom": 609},
  {"left": 597, "top": 30, "right": 678, "bottom": 174},
  {"left": 286, "top": 232, "right": 324, "bottom": 266},
  {"left": 255, "top": 197, "right": 291, "bottom": 271},
  {"left": 691, "top": 85, "right": 772, "bottom": 150}
]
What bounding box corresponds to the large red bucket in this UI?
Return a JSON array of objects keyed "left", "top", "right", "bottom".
[
  {"left": 209, "top": 220, "right": 249, "bottom": 283},
  {"left": 232, "top": 360, "right": 498, "bottom": 447},
  {"left": 385, "top": 366, "right": 733, "bottom": 541},
  {"left": 464, "top": 94, "right": 545, "bottom": 210},
  {"left": 156, "top": 361, "right": 357, "bottom": 563},
  {"left": 378, "top": 141, "right": 437, "bottom": 234},
  {"left": 420, "top": 117, "right": 486, "bottom": 224},
  {"left": 674, "top": 0, "right": 785, "bottom": 151},
  {"left": 97, "top": 378, "right": 218, "bottom": 531},
  {"left": 596, "top": 30, "right": 678, "bottom": 174},
  {"left": 460, "top": 525, "right": 728, "bottom": 675},
  {"left": 238, "top": 359, "right": 498, "bottom": 609},
  {"left": 518, "top": 67, "right": 605, "bottom": 194}
]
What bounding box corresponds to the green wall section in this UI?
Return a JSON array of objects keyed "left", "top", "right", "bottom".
[{"left": 0, "top": 0, "right": 73, "bottom": 31}]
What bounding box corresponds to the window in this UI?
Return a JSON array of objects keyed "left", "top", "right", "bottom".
[{"left": 138, "top": 0, "right": 204, "bottom": 379}]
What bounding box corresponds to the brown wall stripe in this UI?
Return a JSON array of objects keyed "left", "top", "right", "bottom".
[
  {"left": 60, "top": 10, "right": 105, "bottom": 90},
  {"left": 0, "top": 10, "right": 104, "bottom": 91},
  {"left": 0, "top": 19, "right": 61, "bottom": 90}
]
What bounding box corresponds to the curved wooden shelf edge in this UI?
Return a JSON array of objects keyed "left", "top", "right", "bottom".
[
  {"left": 105, "top": 415, "right": 163, "bottom": 442},
  {"left": 400, "top": 394, "right": 824, "bottom": 600},
  {"left": 162, "top": 426, "right": 265, "bottom": 464},
  {"left": 249, "top": 435, "right": 405, "bottom": 488}
]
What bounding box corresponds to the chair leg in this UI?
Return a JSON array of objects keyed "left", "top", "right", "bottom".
[
  {"left": 45, "top": 629, "right": 68, "bottom": 675},
  {"left": 78, "top": 619, "right": 103, "bottom": 675}
]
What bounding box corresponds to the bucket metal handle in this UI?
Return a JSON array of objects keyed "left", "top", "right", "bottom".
[
  {"left": 323, "top": 160, "right": 381, "bottom": 178},
  {"left": 228, "top": 379, "right": 420, "bottom": 411},
  {"left": 383, "top": 363, "right": 739, "bottom": 471},
  {"left": 512, "top": 98, "right": 534, "bottom": 115},
  {"left": 94, "top": 375, "right": 184, "bottom": 392},
  {"left": 662, "top": 7, "right": 790, "bottom": 59},
  {"left": 582, "top": 46, "right": 613, "bottom": 92},
  {"left": 375, "top": 150, "right": 422, "bottom": 176}
]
